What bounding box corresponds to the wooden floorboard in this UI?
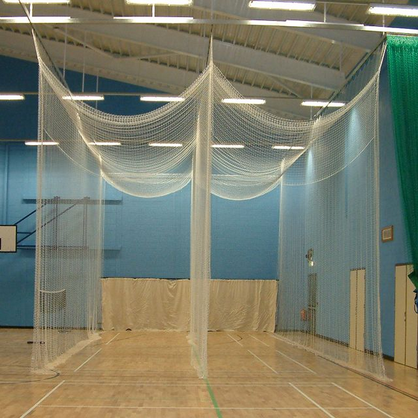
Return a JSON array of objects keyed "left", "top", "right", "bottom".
[{"left": 0, "top": 329, "right": 417, "bottom": 417}]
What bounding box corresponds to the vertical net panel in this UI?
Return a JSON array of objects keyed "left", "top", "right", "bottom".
[
  {"left": 189, "top": 63, "right": 213, "bottom": 378},
  {"left": 278, "top": 57, "right": 385, "bottom": 378},
  {"left": 387, "top": 35, "right": 418, "bottom": 290},
  {"left": 32, "top": 39, "right": 104, "bottom": 371}
]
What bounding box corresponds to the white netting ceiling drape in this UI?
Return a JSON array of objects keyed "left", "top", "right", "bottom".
[{"left": 32, "top": 31, "right": 385, "bottom": 380}]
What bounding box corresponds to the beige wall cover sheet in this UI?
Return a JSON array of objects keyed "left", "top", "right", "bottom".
[{"left": 102, "top": 278, "right": 277, "bottom": 332}]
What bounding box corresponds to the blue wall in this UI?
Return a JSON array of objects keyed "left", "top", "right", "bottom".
[{"left": 0, "top": 54, "right": 411, "bottom": 360}]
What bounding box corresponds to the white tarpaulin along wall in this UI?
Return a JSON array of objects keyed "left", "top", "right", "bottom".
[
  {"left": 32, "top": 30, "right": 386, "bottom": 380},
  {"left": 102, "top": 279, "right": 277, "bottom": 332}
]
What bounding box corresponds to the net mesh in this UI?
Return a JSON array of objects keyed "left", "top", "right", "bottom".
[
  {"left": 32, "top": 37, "right": 103, "bottom": 370},
  {"left": 32, "top": 32, "right": 385, "bottom": 379}
]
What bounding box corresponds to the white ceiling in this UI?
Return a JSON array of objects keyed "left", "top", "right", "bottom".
[{"left": 0, "top": 0, "right": 407, "bottom": 118}]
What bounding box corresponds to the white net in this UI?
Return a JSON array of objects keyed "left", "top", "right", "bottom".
[
  {"left": 32, "top": 38, "right": 103, "bottom": 371},
  {"left": 277, "top": 53, "right": 385, "bottom": 379},
  {"left": 32, "top": 31, "right": 385, "bottom": 379}
]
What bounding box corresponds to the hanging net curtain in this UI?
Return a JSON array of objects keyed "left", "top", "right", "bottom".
[{"left": 32, "top": 30, "right": 386, "bottom": 380}]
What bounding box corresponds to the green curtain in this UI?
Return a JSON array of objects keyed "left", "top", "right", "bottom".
[{"left": 387, "top": 36, "right": 418, "bottom": 289}]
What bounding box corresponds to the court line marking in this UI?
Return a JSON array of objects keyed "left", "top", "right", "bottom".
[
  {"left": 249, "top": 335, "right": 270, "bottom": 347},
  {"left": 226, "top": 333, "right": 243, "bottom": 347},
  {"left": 275, "top": 349, "right": 317, "bottom": 374},
  {"left": 59, "top": 380, "right": 334, "bottom": 387},
  {"left": 248, "top": 332, "right": 316, "bottom": 374},
  {"left": 247, "top": 350, "right": 278, "bottom": 374},
  {"left": 74, "top": 348, "right": 102, "bottom": 372},
  {"left": 38, "top": 405, "right": 323, "bottom": 410},
  {"left": 290, "top": 383, "right": 336, "bottom": 418},
  {"left": 105, "top": 333, "right": 120, "bottom": 346},
  {"left": 20, "top": 380, "right": 65, "bottom": 418},
  {"left": 332, "top": 383, "right": 394, "bottom": 418}
]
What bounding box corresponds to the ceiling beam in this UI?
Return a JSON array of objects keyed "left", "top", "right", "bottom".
[
  {"left": 193, "top": 0, "right": 381, "bottom": 51},
  {"left": 0, "top": 3, "right": 345, "bottom": 90},
  {"left": 0, "top": 30, "right": 311, "bottom": 119}
]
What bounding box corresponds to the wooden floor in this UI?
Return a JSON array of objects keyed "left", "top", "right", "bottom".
[{"left": 0, "top": 329, "right": 417, "bottom": 417}]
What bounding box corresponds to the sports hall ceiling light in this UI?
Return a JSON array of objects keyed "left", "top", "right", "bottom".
[
  {"left": 222, "top": 98, "right": 266, "bottom": 105},
  {"left": 25, "top": 141, "right": 59, "bottom": 146},
  {"left": 249, "top": 1, "right": 316, "bottom": 11},
  {"left": 62, "top": 94, "right": 105, "bottom": 101},
  {"left": 114, "top": 16, "right": 194, "bottom": 23},
  {"left": 140, "top": 96, "right": 185, "bottom": 102},
  {"left": 301, "top": 100, "right": 345, "bottom": 108},
  {"left": 272, "top": 145, "right": 305, "bottom": 150},
  {"left": 125, "top": 0, "right": 193, "bottom": 5},
  {"left": 0, "top": 94, "right": 25, "bottom": 100},
  {"left": 367, "top": 4, "right": 418, "bottom": 17},
  {"left": 3, "top": 0, "right": 70, "bottom": 3},
  {"left": 149, "top": 142, "right": 183, "bottom": 147},
  {"left": 0, "top": 16, "right": 72, "bottom": 23},
  {"left": 88, "top": 142, "right": 122, "bottom": 146},
  {"left": 212, "top": 144, "right": 245, "bottom": 149}
]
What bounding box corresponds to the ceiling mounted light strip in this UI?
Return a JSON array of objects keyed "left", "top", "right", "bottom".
[
  {"left": 249, "top": 1, "right": 316, "bottom": 11},
  {"left": 114, "top": 16, "right": 194, "bottom": 23},
  {"left": 148, "top": 143, "right": 183, "bottom": 147},
  {"left": 0, "top": 16, "right": 72, "bottom": 24},
  {"left": 0, "top": 94, "right": 25, "bottom": 101},
  {"left": 272, "top": 145, "right": 305, "bottom": 150},
  {"left": 140, "top": 96, "right": 185, "bottom": 102},
  {"left": 88, "top": 142, "right": 122, "bottom": 146},
  {"left": 126, "top": 0, "right": 193, "bottom": 5},
  {"left": 301, "top": 100, "right": 345, "bottom": 108},
  {"left": 222, "top": 98, "right": 266, "bottom": 105},
  {"left": 368, "top": 3, "right": 418, "bottom": 17},
  {"left": 212, "top": 144, "right": 245, "bottom": 149},
  {"left": 62, "top": 95, "right": 105, "bottom": 101},
  {"left": 3, "top": 0, "right": 70, "bottom": 3},
  {"left": 25, "top": 141, "right": 59, "bottom": 146}
]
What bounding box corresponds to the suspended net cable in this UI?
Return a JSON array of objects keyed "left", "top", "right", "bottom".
[{"left": 32, "top": 31, "right": 386, "bottom": 379}]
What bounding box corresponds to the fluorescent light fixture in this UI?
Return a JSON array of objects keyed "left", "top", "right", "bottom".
[
  {"left": 3, "top": 0, "right": 70, "bottom": 3},
  {"left": 0, "top": 94, "right": 25, "bottom": 101},
  {"left": 25, "top": 141, "right": 59, "bottom": 146},
  {"left": 249, "top": 1, "right": 316, "bottom": 11},
  {"left": 149, "top": 142, "right": 183, "bottom": 147},
  {"left": 114, "top": 16, "right": 194, "bottom": 23},
  {"left": 62, "top": 94, "right": 105, "bottom": 101},
  {"left": 88, "top": 141, "right": 121, "bottom": 146},
  {"left": 0, "top": 16, "right": 72, "bottom": 23},
  {"left": 222, "top": 98, "right": 266, "bottom": 105},
  {"left": 212, "top": 144, "right": 245, "bottom": 149},
  {"left": 301, "top": 100, "right": 345, "bottom": 108},
  {"left": 368, "top": 4, "right": 418, "bottom": 17},
  {"left": 272, "top": 145, "right": 305, "bottom": 150},
  {"left": 140, "top": 96, "right": 185, "bottom": 102},
  {"left": 126, "top": 0, "right": 193, "bottom": 5}
]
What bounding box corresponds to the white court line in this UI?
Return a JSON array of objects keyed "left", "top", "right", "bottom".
[
  {"left": 289, "top": 383, "right": 335, "bottom": 418},
  {"left": 247, "top": 350, "right": 278, "bottom": 374},
  {"left": 249, "top": 334, "right": 270, "bottom": 347},
  {"left": 20, "top": 380, "right": 65, "bottom": 418},
  {"left": 105, "top": 333, "right": 120, "bottom": 346},
  {"left": 332, "top": 383, "right": 394, "bottom": 418},
  {"left": 226, "top": 333, "right": 243, "bottom": 347},
  {"left": 74, "top": 348, "right": 102, "bottom": 372},
  {"left": 39, "top": 405, "right": 320, "bottom": 410},
  {"left": 60, "top": 380, "right": 333, "bottom": 387},
  {"left": 275, "top": 349, "right": 317, "bottom": 374}
]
